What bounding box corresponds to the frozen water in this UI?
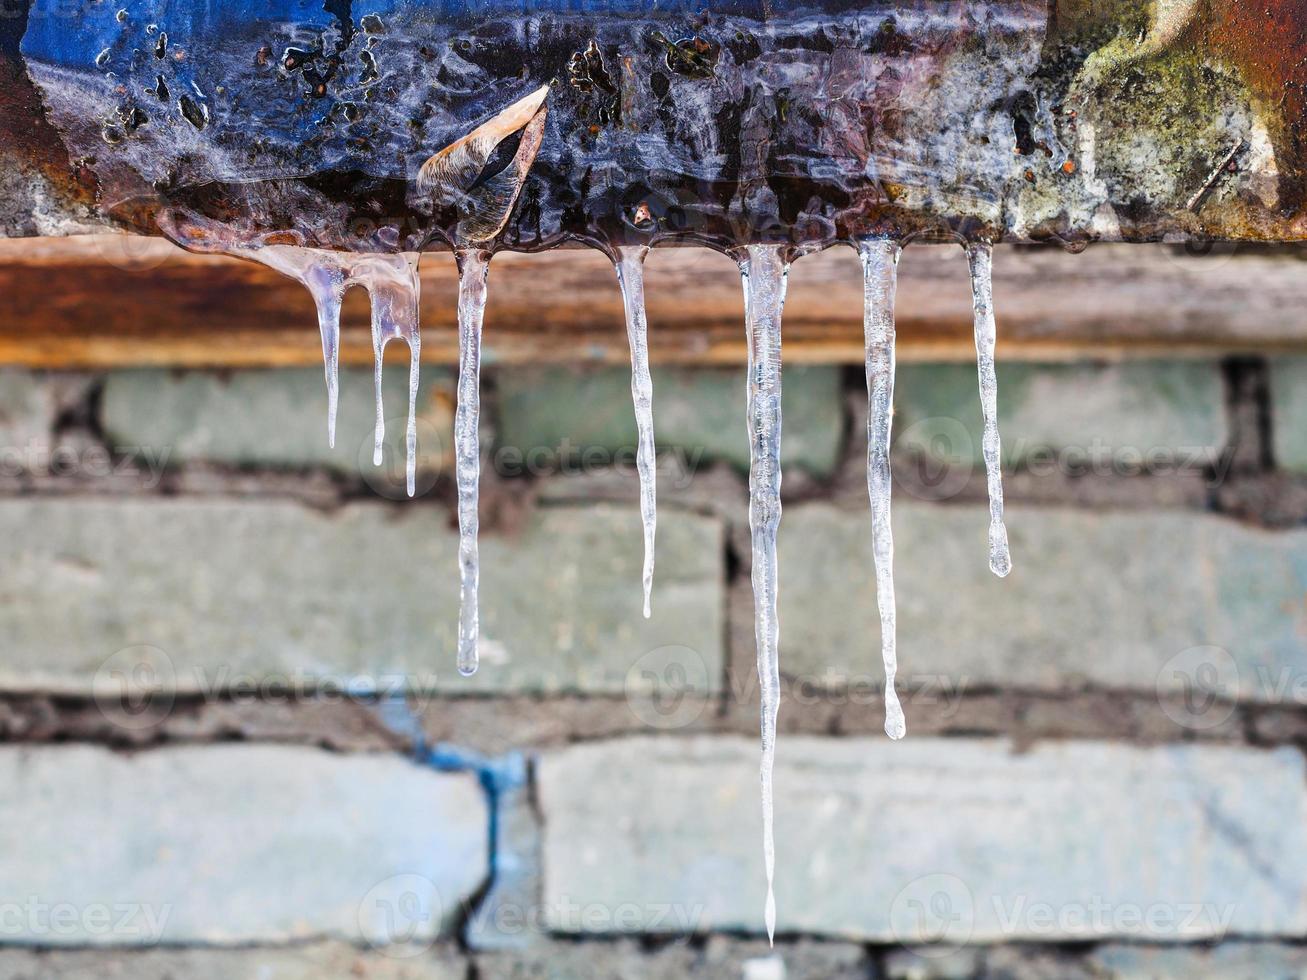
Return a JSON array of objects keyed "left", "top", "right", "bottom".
[
  {"left": 614, "top": 245, "right": 657, "bottom": 619},
  {"left": 859, "top": 239, "right": 906, "bottom": 741}
]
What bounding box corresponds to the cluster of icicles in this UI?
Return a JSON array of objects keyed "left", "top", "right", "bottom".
[{"left": 245, "top": 237, "right": 1011, "bottom": 944}]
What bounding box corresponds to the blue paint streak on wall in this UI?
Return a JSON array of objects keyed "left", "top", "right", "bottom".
[
  {"left": 373, "top": 696, "right": 529, "bottom": 939},
  {"left": 421, "top": 741, "right": 528, "bottom": 890}
]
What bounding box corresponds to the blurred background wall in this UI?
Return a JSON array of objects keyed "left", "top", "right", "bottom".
[{"left": 0, "top": 242, "right": 1305, "bottom": 979}]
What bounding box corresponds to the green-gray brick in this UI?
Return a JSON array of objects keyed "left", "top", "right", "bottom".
[
  {"left": 101, "top": 367, "right": 454, "bottom": 476},
  {"left": 0, "top": 745, "right": 486, "bottom": 946},
  {"left": 0, "top": 499, "right": 722, "bottom": 695},
  {"left": 895, "top": 361, "right": 1227, "bottom": 469},
  {"left": 778, "top": 501, "right": 1307, "bottom": 703},
  {"left": 1270, "top": 356, "right": 1307, "bottom": 473},
  {"left": 0, "top": 945, "right": 467, "bottom": 979},
  {"left": 0, "top": 368, "right": 56, "bottom": 458},
  {"left": 538, "top": 736, "right": 1307, "bottom": 940},
  {"left": 494, "top": 366, "right": 844, "bottom": 477},
  {"left": 1089, "top": 942, "right": 1307, "bottom": 979},
  {"left": 476, "top": 939, "right": 869, "bottom": 979}
]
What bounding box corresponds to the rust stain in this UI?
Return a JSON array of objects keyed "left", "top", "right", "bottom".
[{"left": 1206, "top": 0, "right": 1307, "bottom": 214}]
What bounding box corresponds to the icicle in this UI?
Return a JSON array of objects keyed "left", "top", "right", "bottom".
[
  {"left": 355, "top": 254, "right": 423, "bottom": 497},
  {"left": 859, "top": 239, "right": 906, "bottom": 741},
  {"left": 236, "top": 245, "right": 345, "bottom": 448},
  {"left": 455, "top": 248, "right": 491, "bottom": 677},
  {"left": 238, "top": 246, "right": 422, "bottom": 479},
  {"left": 302, "top": 262, "right": 344, "bottom": 449},
  {"left": 614, "top": 246, "right": 657, "bottom": 619},
  {"left": 372, "top": 313, "right": 387, "bottom": 468},
  {"left": 739, "top": 244, "right": 788, "bottom": 947},
  {"left": 965, "top": 243, "right": 1011, "bottom": 578}
]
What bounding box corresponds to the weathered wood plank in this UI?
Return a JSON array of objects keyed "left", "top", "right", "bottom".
[{"left": 0, "top": 238, "right": 1304, "bottom": 367}]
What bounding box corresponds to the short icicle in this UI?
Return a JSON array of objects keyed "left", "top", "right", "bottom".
[
  {"left": 356, "top": 254, "right": 423, "bottom": 497},
  {"left": 236, "top": 246, "right": 345, "bottom": 447},
  {"left": 304, "top": 263, "right": 345, "bottom": 450},
  {"left": 371, "top": 289, "right": 387, "bottom": 469},
  {"left": 859, "top": 238, "right": 906, "bottom": 741},
  {"left": 614, "top": 246, "right": 657, "bottom": 619},
  {"left": 455, "top": 248, "right": 491, "bottom": 677},
  {"left": 739, "top": 244, "right": 789, "bottom": 946},
  {"left": 965, "top": 242, "right": 1011, "bottom": 578}
]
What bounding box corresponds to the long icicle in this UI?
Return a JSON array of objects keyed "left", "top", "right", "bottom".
[
  {"left": 404, "top": 261, "right": 422, "bottom": 498},
  {"left": 455, "top": 248, "right": 491, "bottom": 676},
  {"left": 739, "top": 244, "right": 788, "bottom": 946},
  {"left": 371, "top": 292, "right": 387, "bottom": 469},
  {"left": 859, "top": 239, "right": 906, "bottom": 741},
  {"left": 965, "top": 242, "right": 1011, "bottom": 578},
  {"left": 402, "top": 269, "right": 422, "bottom": 498},
  {"left": 614, "top": 246, "right": 657, "bottom": 619}
]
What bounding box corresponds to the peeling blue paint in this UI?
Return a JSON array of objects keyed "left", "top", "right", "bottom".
[{"left": 373, "top": 697, "right": 537, "bottom": 948}]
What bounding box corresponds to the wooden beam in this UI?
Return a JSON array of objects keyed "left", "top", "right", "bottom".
[{"left": 0, "top": 237, "right": 1305, "bottom": 368}]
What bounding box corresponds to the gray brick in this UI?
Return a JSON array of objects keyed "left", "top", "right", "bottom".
[
  {"left": 475, "top": 938, "right": 869, "bottom": 979},
  {"left": 1271, "top": 356, "right": 1307, "bottom": 473},
  {"left": 0, "top": 369, "right": 57, "bottom": 459},
  {"left": 883, "top": 948, "right": 982, "bottom": 980},
  {"left": 537, "top": 736, "right": 1307, "bottom": 941},
  {"left": 0, "top": 745, "right": 486, "bottom": 946},
  {"left": 494, "top": 366, "right": 844, "bottom": 477},
  {"left": 0, "top": 499, "right": 722, "bottom": 696},
  {"left": 777, "top": 501, "right": 1307, "bottom": 706},
  {"left": 0, "top": 943, "right": 467, "bottom": 979},
  {"left": 978, "top": 948, "right": 1101, "bottom": 980},
  {"left": 1090, "top": 941, "right": 1307, "bottom": 979},
  {"left": 887, "top": 947, "right": 1097, "bottom": 980},
  {"left": 101, "top": 368, "right": 454, "bottom": 478},
  {"left": 895, "top": 361, "right": 1227, "bottom": 470}
]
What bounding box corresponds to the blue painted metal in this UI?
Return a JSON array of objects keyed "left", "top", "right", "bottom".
[{"left": 9, "top": 1, "right": 1306, "bottom": 246}]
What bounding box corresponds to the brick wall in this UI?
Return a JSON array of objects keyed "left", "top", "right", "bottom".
[{"left": 1, "top": 350, "right": 1306, "bottom": 979}]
